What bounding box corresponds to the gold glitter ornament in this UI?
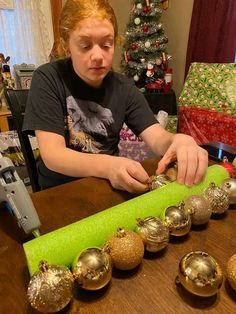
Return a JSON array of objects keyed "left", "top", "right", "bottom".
[
  {"left": 221, "top": 178, "right": 236, "bottom": 204},
  {"left": 105, "top": 228, "right": 144, "bottom": 270},
  {"left": 226, "top": 254, "right": 236, "bottom": 291},
  {"left": 176, "top": 251, "right": 223, "bottom": 297},
  {"left": 203, "top": 182, "right": 230, "bottom": 214},
  {"left": 149, "top": 174, "right": 171, "bottom": 190},
  {"left": 27, "top": 260, "right": 74, "bottom": 313},
  {"left": 136, "top": 216, "right": 169, "bottom": 252},
  {"left": 164, "top": 203, "right": 191, "bottom": 236},
  {"left": 73, "top": 247, "right": 112, "bottom": 290},
  {"left": 183, "top": 195, "right": 212, "bottom": 225}
]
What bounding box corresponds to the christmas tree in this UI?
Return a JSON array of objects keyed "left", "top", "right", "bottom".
[{"left": 120, "top": 0, "right": 172, "bottom": 93}]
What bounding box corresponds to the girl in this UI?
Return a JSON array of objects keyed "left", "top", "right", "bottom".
[{"left": 23, "top": 0, "right": 208, "bottom": 191}]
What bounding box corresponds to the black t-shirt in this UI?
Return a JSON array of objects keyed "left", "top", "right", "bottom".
[{"left": 23, "top": 58, "right": 157, "bottom": 188}]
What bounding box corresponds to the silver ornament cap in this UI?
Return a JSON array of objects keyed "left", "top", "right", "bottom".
[{"left": 149, "top": 174, "right": 171, "bottom": 190}]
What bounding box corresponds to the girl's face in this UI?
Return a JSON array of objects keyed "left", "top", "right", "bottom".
[{"left": 68, "top": 17, "right": 115, "bottom": 88}]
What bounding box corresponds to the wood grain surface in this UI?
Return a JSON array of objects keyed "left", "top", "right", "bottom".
[{"left": 0, "top": 158, "right": 236, "bottom": 313}]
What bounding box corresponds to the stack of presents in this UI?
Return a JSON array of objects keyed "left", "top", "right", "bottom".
[
  {"left": 178, "top": 63, "right": 235, "bottom": 147},
  {"left": 119, "top": 62, "right": 236, "bottom": 161}
]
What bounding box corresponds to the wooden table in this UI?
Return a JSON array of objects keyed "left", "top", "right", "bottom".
[
  {"left": 0, "top": 105, "right": 11, "bottom": 132},
  {"left": 0, "top": 159, "right": 236, "bottom": 313}
]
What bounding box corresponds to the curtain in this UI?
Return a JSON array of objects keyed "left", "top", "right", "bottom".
[
  {"left": 0, "top": 0, "right": 51, "bottom": 66},
  {"left": 185, "top": 0, "right": 236, "bottom": 76}
]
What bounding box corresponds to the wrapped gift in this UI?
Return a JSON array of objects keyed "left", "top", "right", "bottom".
[
  {"left": 119, "top": 124, "right": 151, "bottom": 162},
  {"left": 178, "top": 63, "right": 236, "bottom": 146}
]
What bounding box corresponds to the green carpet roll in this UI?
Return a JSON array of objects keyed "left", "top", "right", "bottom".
[{"left": 24, "top": 165, "right": 228, "bottom": 276}]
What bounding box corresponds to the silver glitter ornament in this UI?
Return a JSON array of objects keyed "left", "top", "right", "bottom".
[
  {"left": 136, "top": 216, "right": 169, "bottom": 252},
  {"left": 149, "top": 174, "right": 171, "bottom": 190},
  {"left": 27, "top": 261, "right": 74, "bottom": 313},
  {"left": 176, "top": 251, "right": 223, "bottom": 297},
  {"left": 221, "top": 178, "right": 236, "bottom": 204},
  {"left": 73, "top": 247, "right": 112, "bottom": 290},
  {"left": 164, "top": 203, "right": 191, "bottom": 236},
  {"left": 203, "top": 182, "right": 230, "bottom": 214},
  {"left": 183, "top": 195, "right": 212, "bottom": 225}
]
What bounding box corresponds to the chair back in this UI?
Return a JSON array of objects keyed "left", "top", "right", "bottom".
[{"left": 4, "top": 89, "right": 40, "bottom": 192}]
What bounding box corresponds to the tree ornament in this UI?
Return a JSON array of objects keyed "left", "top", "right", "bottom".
[
  {"left": 163, "top": 36, "right": 169, "bottom": 43},
  {"left": 226, "top": 254, "right": 236, "bottom": 291},
  {"left": 130, "top": 43, "right": 137, "bottom": 50},
  {"left": 146, "top": 63, "right": 154, "bottom": 78},
  {"left": 136, "top": 216, "right": 169, "bottom": 252},
  {"left": 155, "top": 58, "right": 162, "bottom": 65},
  {"left": 146, "top": 0, "right": 150, "bottom": 6},
  {"left": 143, "top": 5, "right": 150, "bottom": 13},
  {"left": 133, "top": 74, "right": 139, "bottom": 82},
  {"left": 73, "top": 247, "right": 112, "bottom": 290},
  {"left": 203, "top": 182, "right": 230, "bottom": 215},
  {"left": 134, "top": 17, "right": 141, "bottom": 25},
  {"left": 164, "top": 203, "right": 191, "bottom": 236},
  {"left": 105, "top": 228, "right": 144, "bottom": 270},
  {"left": 136, "top": 3, "right": 143, "bottom": 9},
  {"left": 144, "top": 40, "right": 151, "bottom": 48},
  {"left": 124, "top": 51, "right": 129, "bottom": 64},
  {"left": 165, "top": 162, "right": 178, "bottom": 182},
  {"left": 175, "top": 251, "right": 223, "bottom": 297},
  {"left": 183, "top": 195, "right": 212, "bottom": 225},
  {"left": 148, "top": 174, "right": 171, "bottom": 190},
  {"left": 27, "top": 261, "right": 74, "bottom": 313},
  {"left": 219, "top": 156, "right": 236, "bottom": 178},
  {"left": 140, "top": 58, "right": 146, "bottom": 63},
  {"left": 142, "top": 24, "right": 149, "bottom": 33},
  {"left": 221, "top": 178, "right": 236, "bottom": 204}
]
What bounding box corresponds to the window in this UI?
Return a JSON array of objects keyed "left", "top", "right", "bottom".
[{"left": 0, "top": 0, "right": 53, "bottom": 67}]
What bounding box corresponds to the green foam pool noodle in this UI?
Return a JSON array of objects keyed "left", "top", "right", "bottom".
[{"left": 23, "top": 165, "right": 228, "bottom": 276}]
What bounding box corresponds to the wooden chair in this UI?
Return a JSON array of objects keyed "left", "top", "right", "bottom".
[{"left": 4, "top": 89, "right": 40, "bottom": 192}]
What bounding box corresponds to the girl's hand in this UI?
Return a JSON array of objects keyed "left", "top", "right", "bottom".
[
  {"left": 107, "top": 157, "right": 150, "bottom": 193},
  {"left": 156, "top": 134, "right": 208, "bottom": 186}
]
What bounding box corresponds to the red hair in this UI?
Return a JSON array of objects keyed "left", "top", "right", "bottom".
[{"left": 58, "top": 0, "right": 118, "bottom": 57}]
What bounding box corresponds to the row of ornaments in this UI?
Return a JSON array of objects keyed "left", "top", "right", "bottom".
[{"left": 27, "top": 175, "right": 236, "bottom": 313}]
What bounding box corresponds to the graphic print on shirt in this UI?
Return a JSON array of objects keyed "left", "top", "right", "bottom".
[{"left": 66, "top": 96, "right": 114, "bottom": 153}]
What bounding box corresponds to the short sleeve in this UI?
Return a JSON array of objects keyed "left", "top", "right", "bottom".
[{"left": 22, "top": 65, "right": 66, "bottom": 137}]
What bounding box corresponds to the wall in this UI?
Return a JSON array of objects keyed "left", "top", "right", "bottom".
[
  {"left": 110, "top": 0, "right": 194, "bottom": 99},
  {"left": 161, "top": 0, "right": 194, "bottom": 98}
]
